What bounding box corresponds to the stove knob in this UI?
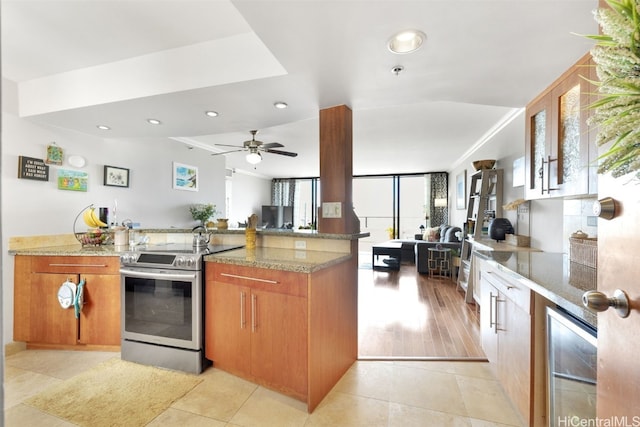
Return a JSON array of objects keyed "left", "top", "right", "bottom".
[
  {"left": 175, "top": 257, "right": 185, "bottom": 267},
  {"left": 185, "top": 257, "right": 195, "bottom": 268}
]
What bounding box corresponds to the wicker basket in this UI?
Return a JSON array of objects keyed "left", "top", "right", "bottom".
[{"left": 569, "top": 237, "right": 597, "bottom": 268}]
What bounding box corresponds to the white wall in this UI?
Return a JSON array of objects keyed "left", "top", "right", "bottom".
[
  {"left": 1, "top": 79, "right": 271, "bottom": 344},
  {"left": 447, "top": 109, "right": 565, "bottom": 253},
  {"left": 228, "top": 170, "right": 272, "bottom": 227}
]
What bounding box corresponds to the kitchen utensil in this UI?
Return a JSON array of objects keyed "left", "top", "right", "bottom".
[{"left": 192, "top": 225, "right": 211, "bottom": 248}]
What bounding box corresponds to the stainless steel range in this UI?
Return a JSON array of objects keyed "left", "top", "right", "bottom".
[{"left": 119, "top": 243, "right": 242, "bottom": 374}]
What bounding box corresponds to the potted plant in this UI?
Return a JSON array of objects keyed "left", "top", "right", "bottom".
[
  {"left": 189, "top": 203, "right": 217, "bottom": 226},
  {"left": 585, "top": 0, "right": 640, "bottom": 179}
]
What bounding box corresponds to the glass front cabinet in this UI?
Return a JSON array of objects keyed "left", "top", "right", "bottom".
[{"left": 525, "top": 53, "right": 597, "bottom": 199}]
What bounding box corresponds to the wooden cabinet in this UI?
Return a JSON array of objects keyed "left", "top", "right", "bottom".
[
  {"left": 479, "top": 258, "right": 532, "bottom": 425},
  {"left": 14, "top": 255, "right": 121, "bottom": 349},
  {"left": 206, "top": 266, "right": 307, "bottom": 398},
  {"left": 205, "top": 258, "right": 357, "bottom": 412},
  {"left": 525, "top": 53, "right": 597, "bottom": 199}
]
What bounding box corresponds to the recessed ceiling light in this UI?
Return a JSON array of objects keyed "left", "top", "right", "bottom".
[
  {"left": 96, "top": 125, "right": 111, "bottom": 130},
  {"left": 388, "top": 29, "right": 426, "bottom": 54},
  {"left": 205, "top": 111, "right": 219, "bottom": 117},
  {"left": 273, "top": 101, "right": 288, "bottom": 109},
  {"left": 147, "top": 118, "right": 162, "bottom": 125}
]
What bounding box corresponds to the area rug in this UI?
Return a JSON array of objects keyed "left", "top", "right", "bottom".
[{"left": 25, "top": 358, "right": 203, "bottom": 427}]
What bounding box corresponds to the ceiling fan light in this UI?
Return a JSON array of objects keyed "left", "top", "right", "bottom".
[
  {"left": 387, "top": 29, "right": 426, "bottom": 54},
  {"left": 246, "top": 152, "right": 262, "bottom": 164}
]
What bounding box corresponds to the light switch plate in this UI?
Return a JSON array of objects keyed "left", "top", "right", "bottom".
[{"left": 322, "top": 202, "right": 342, "bottom": 218}]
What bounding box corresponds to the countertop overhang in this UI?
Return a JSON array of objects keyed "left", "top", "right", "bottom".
[
  {"left": 476, "top": 250, "right": 597, "bottom": 328},
  {"left": 205, "top": 247, "right": 352, "bottom": 273}
]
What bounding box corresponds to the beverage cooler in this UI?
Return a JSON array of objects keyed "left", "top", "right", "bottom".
[{"left": 547, "top": 306, "right": 597, "bottom": 425}]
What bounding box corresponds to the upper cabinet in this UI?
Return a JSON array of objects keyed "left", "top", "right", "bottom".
[{"left": 525, "top": 53, "right": 598, "bottom": 199}]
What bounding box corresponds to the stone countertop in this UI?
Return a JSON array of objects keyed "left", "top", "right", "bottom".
[
  {"left": 475, "top": 250, "right": 597, "bottom": 328},
  {"left": 137, "top": 228, "right": 369, "bottom": 240},
  {"left": 205, "top": 247, "right": 352, "bottom": 273},
  {"left": 8, "top": 244, "right": 126, "bottom": 256}
]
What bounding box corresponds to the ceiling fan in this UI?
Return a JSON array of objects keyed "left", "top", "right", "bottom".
[{"left": 212, "top": 130, "right": 298, "bottom": 164}]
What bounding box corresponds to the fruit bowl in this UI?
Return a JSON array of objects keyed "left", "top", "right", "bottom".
[
  {"left": 472, "top": 159, "right": 496, "bottom": 171},
  {"left": 75, "top": 229, "right": 112, "bottom": 246},
  {"left": 73, "top": 204, "right": 112, "bottom": 246}
]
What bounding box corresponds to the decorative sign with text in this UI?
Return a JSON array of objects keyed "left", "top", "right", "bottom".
[{"left": 18, "top": 156, "right": 49, "bottom": 181}]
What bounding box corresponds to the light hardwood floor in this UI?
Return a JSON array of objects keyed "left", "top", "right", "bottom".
[{"left": 358, "top": 261, "right": 486, "bottom": 360}]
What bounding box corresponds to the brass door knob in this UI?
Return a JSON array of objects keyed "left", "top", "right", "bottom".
[{"left": 583, "top": 289, "right": 630, "bottom": 318}]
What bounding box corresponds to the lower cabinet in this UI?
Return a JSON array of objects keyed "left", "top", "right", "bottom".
[
  {"left": 206, "top": 266, "right": 308, "bottom": 399},
  {"left": 14, "top": 255, "right": 121, "bottom": 348},
  {"left": 205, "top": 259, "right": 357, "bottom": 412},
  {"left": 479, "top": 258, "right": 534, "bottom": 425}
]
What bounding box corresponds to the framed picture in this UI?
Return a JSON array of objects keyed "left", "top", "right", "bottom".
[
  {"left": 173, "top": 162, "right": 198, "bottom": 191},
  {"left": 103, "top": 165, "right": 130, "bottom": 188},
  {"left": 456, "top": 170, "right": 466, "bottom": 209},
  {"left": 58, "top": 169, "right": 88, "bottom": 192}
]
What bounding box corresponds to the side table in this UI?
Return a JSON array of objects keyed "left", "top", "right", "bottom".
[{"left": 428, "top": 247, "right": 451, "bottom": 279}]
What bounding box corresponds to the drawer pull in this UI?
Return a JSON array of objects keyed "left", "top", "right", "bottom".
[
  {"left": 221, "top": 273, "right": 279, "bottom": 284},
  {"left": 49, "top": 263, "right": 109, "bottom": 268}
]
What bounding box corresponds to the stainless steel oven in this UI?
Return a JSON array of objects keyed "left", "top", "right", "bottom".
[
  {"left": 547, "top": 306, "right": 597, "bottom": 426},
  {"left": 120, "top": 243, "right": 242, "bottom": 374}
]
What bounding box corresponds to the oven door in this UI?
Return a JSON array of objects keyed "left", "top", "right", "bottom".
[{"left": 120, "top": 266, "right": 202, "bottom": 350}]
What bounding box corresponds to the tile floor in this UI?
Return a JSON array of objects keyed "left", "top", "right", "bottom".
[{"left": 4, "top": 350, "right": 524, "bottom": 426}]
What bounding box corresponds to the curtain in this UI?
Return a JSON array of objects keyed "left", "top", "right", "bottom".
[
  {"left": 272, "top": 178, "right": 296, "bottom": 206},
  {"left": 429, "top": 172, "right": 449, "bottom": 227}
]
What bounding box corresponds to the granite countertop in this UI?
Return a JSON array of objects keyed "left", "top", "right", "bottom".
[
  {"left": 136, "top": 228, "right": 369, "bottom": 240},
  {"left": 205, "top": 247, "right": 352, "bottom": 273},
  {"left": 476, "top": 250, "right": 597, "bottom": 328},
  {"left": 8, "top": 244, "right": 126, "bottom": 256}
]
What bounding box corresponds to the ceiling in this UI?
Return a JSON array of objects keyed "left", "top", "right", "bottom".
[{"left": 1, "top": 0, "right": 598, "bottom": 178}]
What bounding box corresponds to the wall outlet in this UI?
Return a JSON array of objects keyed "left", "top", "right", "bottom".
[{"left": 295, "top": 240, "right": 306, "bottom": 249}]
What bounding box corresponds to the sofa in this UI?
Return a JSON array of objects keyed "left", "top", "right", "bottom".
[{"left": 415, "top": 225, "right": 462, "bottom": 274}]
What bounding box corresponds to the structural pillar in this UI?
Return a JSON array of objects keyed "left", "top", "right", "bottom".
[{"left": 318, "top": 105, "right": 359, "bottom": 234}]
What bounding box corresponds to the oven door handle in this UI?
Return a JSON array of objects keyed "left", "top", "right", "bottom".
[{"left": 119, "top": 268, "right": 198, "bottom": 281}]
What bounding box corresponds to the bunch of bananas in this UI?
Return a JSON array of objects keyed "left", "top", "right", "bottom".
[{"left": 82, "top": 207, "right": 108, "bottom": 228}]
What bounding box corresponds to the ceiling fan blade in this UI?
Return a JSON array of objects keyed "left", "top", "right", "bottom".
[
  {"left": 263, "top": 148, "right": 298, "bottom": 157},
  {"left": 215, "top": 143, "right": 244, "bottom": 148},
  {"left": 211, "top": 149, "right": 244, "bottom": 156},
  {"left": 261, "top": 142, "right": 284, "bottom": 149}
]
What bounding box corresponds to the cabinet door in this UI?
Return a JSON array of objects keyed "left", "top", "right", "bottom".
[
  {"left": 550, "top": 64, "right": 590, "bottom": 197},
  {"left": 525, "top": 94, "right": 552, "bottom": 199},
  {"left": 498, "top": 295, "right": 532, "bottom": 423},
  {"left": 78, "top": 274, "right": 121, "bottom": 345},
  {"left": 250, "top": 289, "right": 308, "bottom": 397},
  {"left": 479, "top": 272, "right": 498, "bottom": 364},
  {"left": 30, "top": 273, "right": 78, "bottom": 345},
  {"left": 205, "top": 280, "right": 251, "bottom": 375}
]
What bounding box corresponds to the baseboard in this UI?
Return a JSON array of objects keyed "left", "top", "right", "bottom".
[{"left": 5, "top": 341, "right": 27, "bottom": 357}]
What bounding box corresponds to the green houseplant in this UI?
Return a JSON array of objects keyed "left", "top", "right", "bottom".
[
  {"left": 586, "top": 0, "right": 640, "bottom": 179},
  {"left": 189, "top": 203, "right": 217, "bottom": 225}
]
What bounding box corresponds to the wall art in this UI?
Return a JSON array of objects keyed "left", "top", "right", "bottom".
[
  {"left": 45, "top": 142, "right": 64, "bottom": 165},
  {"left": 456, "top": 170, "right": 466, "bottom": 210},
  {"left": 173, "top": 162, "right": 198, "bottom": 191},
  {"left": 18, "top": 156, "right": 49, "bottom": 181},
  {"left": 104, "top": 165, "right": 130, "bottom": 188},
  {"left": 58, "top": 169, "right": 88, "bottom": 192}
]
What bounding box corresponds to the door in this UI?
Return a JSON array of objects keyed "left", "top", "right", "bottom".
[
  {"left": 79, "top": 274, "right": 121, "bottom": 345},
  {"left": 30, "top": 273, "right": 78, "bottom": 345},
  {"left": 596, "top": 171, "right": 640, "bottom": 417},
  {"left": 250, "top": 289, "right": 308, "bottom": 397},
  {"left": 205, "top": 280, "right": 251, "bottom": 374}
]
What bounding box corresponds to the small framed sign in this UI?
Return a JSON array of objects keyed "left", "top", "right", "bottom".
[
  {"left": 18, "top": 156, "right": 49, "bottom": 181},
  {"left": 103, "top": 165, "right": 130, "bottom": 188}
]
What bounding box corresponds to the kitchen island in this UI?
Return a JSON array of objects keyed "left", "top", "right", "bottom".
[{"left": 205, "top": 247, "right": 357, "bottom": 413}]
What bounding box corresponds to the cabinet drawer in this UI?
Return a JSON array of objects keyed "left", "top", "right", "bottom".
[
  {"left": 482, "top": 268, "right": 531, "bottom": 314},
  {"left": 31, "top": 256, "right": 119, "bottom": 274},
  {"left": 207, "top": 263, "right": 307, "bottom": 298}
]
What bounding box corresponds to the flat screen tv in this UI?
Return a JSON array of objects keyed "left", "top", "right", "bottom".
[{"left": 261, "top": 205, "right": 293, "bottom": 229}]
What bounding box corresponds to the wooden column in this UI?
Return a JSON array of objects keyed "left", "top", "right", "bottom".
[{"left": 318, "top": 105, "right": 358, "bottom": 234}]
